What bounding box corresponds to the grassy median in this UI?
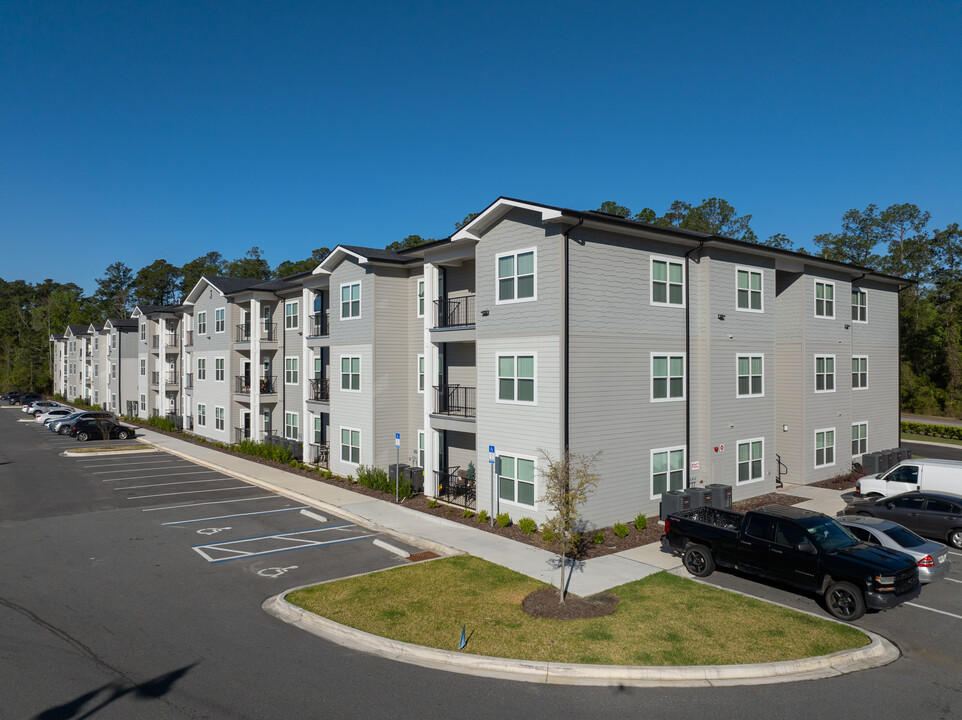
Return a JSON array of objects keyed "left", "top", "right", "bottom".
[{"left": 286, "top": 555, "right": 868, "bottom": 665}]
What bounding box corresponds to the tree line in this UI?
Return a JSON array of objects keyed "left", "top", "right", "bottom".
[{"left": 2, "top": 199, "right": 959, "bottom": 418}]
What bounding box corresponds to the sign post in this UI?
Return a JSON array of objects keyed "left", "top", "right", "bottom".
[
  {"left": 395, "top": 432, "right": 401, "bottom": 502},
  {"left": 488, "top": 445, "right": 495, "bottom": 527}
]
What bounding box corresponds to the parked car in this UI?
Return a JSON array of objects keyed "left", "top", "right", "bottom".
[
  {"left": 840, "top": 491, "right": 962, "bottom": 549},
  {"left": 26, "top": 400, "right": 65, "bottom": 415},
  {"left": 48, "top": 412, "right": 85, "bottom": 433},
  {"left": 35, "top": 408, "right": 73, "bottom": 424},
  {"left": 853, "top": 459, "right": 962, "bottom": 498},
  {"left": 662, "top": 504, "right": 920, "bottom": 620},
  {"left": 16, "top": 393, "right": 42, "bottom": 407},
  {"left": 838, "top": 515, "right": 951, "bottom": 583},
  {"left": 70, "top": 419, "right": 134, "bottom": 442},
  {"left": 53, "top": 412, "right": 116, "bottom": 435}
]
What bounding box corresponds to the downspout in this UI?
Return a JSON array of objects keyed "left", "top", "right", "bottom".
[
  {"left": 274, "top": 291, "right": 286, "bottom": 443},
  {"left": 562, "top": 218, "right": 584, "bottom": 454},
  {"left": 897, "top": 283, "right": 907, "bottom": 448},
  {"left": 684, "top": 240, "right": 706, "bottom": 487}
]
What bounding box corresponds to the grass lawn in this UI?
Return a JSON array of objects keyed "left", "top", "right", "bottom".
[
  {"left": 286, "top": 556, "right": 868, "bottom": 666},
  {"left": 66, "top": 444, "right": 149, "bottom": 453},
  {"left": 900, "top": 431, "right": 962, "bottom": 449}
]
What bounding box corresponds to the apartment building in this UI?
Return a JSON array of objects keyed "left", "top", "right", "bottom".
[
  {"left": 131, "top": 304, "right": 186, "bottom": 421},
  {"left": 102, "top": 318, "right": 139, "bottom": 415}
]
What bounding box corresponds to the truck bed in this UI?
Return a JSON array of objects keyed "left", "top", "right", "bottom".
[{"left": 671, "top": 506, "right": 744, "bottom": 532}]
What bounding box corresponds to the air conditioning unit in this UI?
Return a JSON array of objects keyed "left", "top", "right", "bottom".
[{"left": 660, "top": 489, "right": 691, "bottom": 520}]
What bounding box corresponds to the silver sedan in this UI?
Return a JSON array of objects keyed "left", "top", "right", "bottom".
[{"left": 838, "top": 515, "right": 951, "bottom": 583}]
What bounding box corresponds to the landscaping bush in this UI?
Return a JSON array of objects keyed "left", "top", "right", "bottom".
[
  {"left": 634, "top": 514, "right": 648, "bottom": 532},
  {"left": 613, "top": 522, "right": 630, "bottom": 538},
  {"left": 496, "top": 512, "right": 511, "bottom": 528},
  {"left": 477, "top": 509, "right": 489, "bottom": 523},
  {"left": 541, "top": 528, "right": 555, "bottom": 543},
  {"left": 902, "top": 420, "right": 962, "bottom": 441},
  {"left": 462, "top": 509, "right": 474, "bottom": 519},
  {"left": 428, "top": 498, "right": 440, "bottom": 509},
  {"left": 517, "top": 517, "right": 537, "bottom": 534},
  {"left": 592, "top": 531, "right": 605, "bottom": 544},
  {"left": 145, "top": 415, "right": 178, "bottom": 432},
  {"left": 356, "top": 464, "right": 413, "bottom": 499},
  {"left": 235, "top": 438, "right": 296, "bottom": 464}
]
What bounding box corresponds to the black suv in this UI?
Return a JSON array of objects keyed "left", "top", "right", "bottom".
[{"left": 70, "top": 419, "right": 134, "bottom": 442}]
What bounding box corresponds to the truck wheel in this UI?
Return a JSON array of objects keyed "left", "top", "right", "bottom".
[
  {"left": 117, "top": 430, "right": 129, "bottom": 440},
  {"left": 825, "top": 581, "right": 866, "bottom": 621},
  {"left": 947, "top": 529, "right": 962, "bottom": 549},
  {"left": 683, "top": 544, "right": 716, "bottom": 577}
]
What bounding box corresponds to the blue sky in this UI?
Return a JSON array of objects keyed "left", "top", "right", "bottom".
[{"left": 2, "top": 1, "right": 960, "bottom": 296}]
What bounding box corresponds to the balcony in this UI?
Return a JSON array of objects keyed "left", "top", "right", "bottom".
[
  {"left": 152, "top": 335, "right": 159, "bottom": 349},
  {"left": 165, "top": 372, "right": 178, "bottom": 386},
  {"left": 235, "top": 375, "right": 278, "bottom": 395},
  {"left": 234, "top": 427, "right": 251, "bottom": 443},
  {"left": 308, "top": 377, "right": 330, "bottom": 402},
  {"left": 185, "top": 373, "right": 194, "bottom": 390},
  {"left": 434, "top": 469, "right": 476, "bottom": 509},
  {"left": 308, "top": 312, "right": 329, "bottom": 338},
  {"left": 435, "top": 294, "right": 476, "bottom": 328},
  {"left": 433, "top": 385, "right": 476, "bottom": 418},
  {"left": 184, "top": 331, "right": 193, "bottom": 347},
  {"left": 151, "top": 371, "right": 160, "bottom": 387},
  {"left": 236, "top": 324, "right": 251, "bottom": 343},
  {"left": 309, "top": 443, "right": 330, "bottom": 468}
]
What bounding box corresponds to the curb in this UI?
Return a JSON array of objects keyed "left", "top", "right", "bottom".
[
  {"left": 263, "top": 591, "right": 900, "bottom": 687},
  {"left": 62, "top": 447, "right": 159, "bottom": 457}
]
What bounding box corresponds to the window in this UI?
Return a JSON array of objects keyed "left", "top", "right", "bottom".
[
  {"left": 852, "top": 290, "right": 867, "bottom": 322},
  {"left": 93, "top": 338, "right": 99, "bottom": 351},
  {"left": 651, "top": 447, "right": 685, "bottom": 498},
  {"left": 140, "top": 359, "right": 146, "bottom": 377},
  {"left": 112, "top": 334, "right": 116, "bottom": 349},
  {"left": 341, "top": 282, "right": 361, "bottom": 319},
  {"left": 94, "top": 363, "right": 99, "bottom": 377},
  {"left": 263, "top": 408, "right": 272, "bottom": 435},
  {"left": 313, "top": 356, "right": 323, "bottom": 379},
  {"left": 285, "top": 412, "right": 298, "bottom": 440},
  {"left": 214, "top": 308, "right": 225, "bottom": 333},
  {"left": 341, "top": 427, "right": 360, "bottom": 465},
  {"left": 214, "top": 406, "right": 224, "bottom": 431},
  {"left": 651, "top": 353, "right": 685, "bottom": 401},
  {"left": 651, "top": 257, "right": 684, "bottom": 306},
  {"left": 341, "top": 356, "right": 360, "bottom": 391},
  {"left": 111, "top": 364, "right": 116, "bottom": 379},
  {"left": 815, "top": 428, "right": 835, "bottom": 468},
  {"left": 285, "top": 301, "right": 299, "bottom": 329},
  {"left": 497, "top": 354, "right": 535, "bottom": 403},
  {"left": 736, "top": 268, "right": 763, "bottom": 311},
  {"left": 313, "top": 416, "right": 323, "bottom": 444},
  {"left": 736, "top": 355, "right": 763, "bottom": 397},
  {"left": 852, "top": 356, "right": 868, "bottom": 390},
  {"left": 418, "top": 430, "right": 425, "bottom": 468},
  {"left": 197, "top": 312, "right": 207, "bottom": 335},
  {"left": 852, "top": 422, "right": 867, "bottom": 457},
  {"left": 197, "top": 358, "right": 206, "bottom": 380},
  {"left": 111, "top": 393, "right": 116, "bottom": 408},
  {"left": 417, "top": 279, "right": 425, "bottom": 318},
  {"left": 140, "top": 394, "right": 146, "bottom": 412},
  {"left": 815, "top": 281, "right": 835, "bottom": 318},
  {"left": 496, "top": 249, "right": 536, "bottom": 303},
  {"left": 498, "top": 454, "right": 535, "bottom": 506},
  {"left": 737, "top": 438, "right": 763, "bottom": 484},
  {"left": 140, "top": 324, "right": 146, "bottom": 341},
  {"left": 417, "top": 354, "right": 424, "bottom": 393},
  {"left": 285, "top": 357, "right": 299, "bottom": 385},
  {"left": 815, "top": 355, "right": 835, "bottom": 392},
  {"left": 215, "top": 358, "right": 225, "bottom": 382}
]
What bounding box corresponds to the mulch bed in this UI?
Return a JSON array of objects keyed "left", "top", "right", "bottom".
[
  {"left": 731, "top": 493, "right": 809, "bottom": 512},
  {"left": 809, "top": 470, "right": 864, "bottom": 491},
  {"left": 522, "top": 587, "right": 619, "bottom": 620}
]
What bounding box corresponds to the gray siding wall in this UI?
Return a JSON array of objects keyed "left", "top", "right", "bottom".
[
  {"left": 775, "top": 272, "right": 805, "bottom": 481},
  {"left": 406, "top": 270, "right": 427, "bottom": 469},
  {"left": 188, "top": 282, "right": 234, "bottom": 443},
  {"left": 330, "top": 259, "right": 374, "bottom": 345},
  {"left": 373, "top": 267, "right": 414, "bottom": 469},
  {"left": 329, "top": 342, "right": 373, "bottom": 476}
]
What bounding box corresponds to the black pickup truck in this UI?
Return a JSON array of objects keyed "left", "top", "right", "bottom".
[{"left": 661, "top": 504, "right": 921, "bottom": 620}]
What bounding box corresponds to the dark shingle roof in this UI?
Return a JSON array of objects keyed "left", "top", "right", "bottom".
[
  {"left": 106, "top": 318, "right": 138, "bottom": 329},
  {"left": 338, "top": 245, "right": 415, "bottom": 264},
  {"left": 66, "top": 324, "right": 90, "bottom": 335}
]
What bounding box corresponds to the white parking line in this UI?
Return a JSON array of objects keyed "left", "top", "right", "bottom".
[
  {"left": 142, "top": 496, "right": 278, "bottom": 512},
  {"left": 950, "top": 551, "right": 962, "bottom": 558},
  {"left": 906, "top": 602, "right": 962, "bottom": 620},
  {"left": 192, "top": 525, "right": 372, "bottom": 563},
  {"left": 80, "top": 460, "right": 178, "bottom": 468},
  {"left": 102, "top": 470, "right": 222, "bottom": 482},
  {"left": 94, "top": 465, "right": 194, "bottom": 474},
  {"left": 162, "top": 506, "right": 310, "bottom": 525},
  {"left": 114, "top": 478, "right": 237, "bottom": 490},
  {"left": 126, "top": 486, "right": 252, "bottom": 500},
  {"left": 945, "top": 578, "right": 962, "bottom": 584}
]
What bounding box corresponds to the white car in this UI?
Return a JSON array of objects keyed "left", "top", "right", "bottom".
[
  {"left": 36, "top": 408, "right": 74, "bottom": 424},
  {"left": 24, "top": 400, "right": 61, "bottom": 413}
]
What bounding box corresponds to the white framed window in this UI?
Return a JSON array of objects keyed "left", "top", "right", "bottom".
[
  {"left": 140, "top": 359, "right": 146, "bottom": 377},
  {"left": 313, "top": 415, "right": 323, "bottom": 444},
  {"left": 651, "top": 353, "right": 685, "bottom": 402},
  {"left": 736, "top": 268, "right": 763, "bottom": 312},
  {"left": 814, "top": 281, "right": 835, "bottom": 318},
  {"left": 340, "top": 282, "right": 361, "bottom": 319},
  {"left": 417, "top": 279, "right": 425, "bottom": 318},
  {"left": 852, "top": 356, "right": 868, "bottom": 390},
  {"left": 285, "top": 412, "right": 299, "bottom": 441},
  {"left": 815, "top": 355, "right": 835, "bottom": 393},
  {"left": 285, "top": 301, "right": 299, "bottom": 329},
  {"left": 497, "top": 353, "right": 535, "bottom": 403},
  {"left": 111, "top": 364, "right": 116, "bottom": 379},
  {"left": 852, "top": 422, "right": 868, "bottom": 457},
  {"left": 111, "top": 393, "right": 116, "bottom": 408},
  {"left": 736, "top": 355, "right": 764, "bottom": 398},
  {"left": 197, "top": 358, "right": 206, "bottom": 380},
  {"left": 197, "top": 404, "right": 206, "bottom": 426},
  {"left": 417, "top": 354, "right": 424, "bottom": 393},
  {"left": 496, "top": 249, "right": 536, "bottom": 303},
  {"left": 214, "top": 308, "right": 225, "bottom": 333},
  {"left": 815, "top": 428, "right": 835, "bottom": 468},
  {"left": 651, "top": 446, "right": 685, "bottom": 499},
  {"left": 140, "top": 324, "right": 146, "bottom": 342},
  {"left": 418, "top": 430, "right": 425, "bottom": 468},
  {"left": 94, "top": 363, "right": 98, "bottom": 377},
  {"left": 112, "top": 334, "right": 117, "bottom": 348},
  {"left": 340, "top": 356, "right": 360, "bottom": 391},
  {"left": 140, "top": 394, "right": 146, "bottom": 412},
  {"left": 93, "top": 338, "right": 99, "bottom": 351},
  {"left": 215, "top": 357, "right": 225, "bottom": 382},
  {"left": 498, "top": 453, "right": 536, "bottom": 507},
  {"left": 285, "top": 356, "right": 299, "bottom": 385},
  {"left": 214, "top": 406, "right": 225, "bottom": 431},
  {"left": 340, "top": 426, "right": 361, "bottom": 465},
  {"left": 197, "top": 311, "right": 207, "bottom": 335},
  {"left": 737, "top": 438, "right": 764, "bottom": 484},
  {"left": 93, "top": 390, "right": 98, "bottom": 404},
  {"left": 651, "top": 256, "right": 684, "bottom": 306},
  {"left": 852, "top": 289, "right": 867, "bottom": 323}
]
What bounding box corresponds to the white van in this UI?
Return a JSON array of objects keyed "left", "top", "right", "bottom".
[{"left": 855, "top": 459, "right": 962, "bottom": 497}]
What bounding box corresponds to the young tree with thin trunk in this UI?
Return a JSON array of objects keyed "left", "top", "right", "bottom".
[{"left": 538, "top": 449, "right": 601, "bottom": 604}]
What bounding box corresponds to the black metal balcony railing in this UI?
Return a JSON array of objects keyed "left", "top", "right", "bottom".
[
  {"left": 264, "top": 433, "right": 302, "bottom": 460},
  {"left": 236, "top": 324, "right": 251, "bottom": 343},
  {"left": 185, "top": 415, "right": 193, "bottom": 431},
  {"left": 165, "top": 413, "right": 182, "bottom": 429},
  {"left": 185, "top": 373, "right": 194, "bottom": 390},
  {"left": 235, "top": 427, "right": 251, "bottom": 443},
  {"left": 261, "top": 322, "right": 277, "bottom": 342},
  {"left": 435, "top": 294, "right": 476, "bottom": 328},
  {"left": 308, "top": 312, "right": 329, "bottom": 337},
  {"left": 184, "top": 331, "right": 193, "bottom": 347},
  {"left": 151, "top": 371, "right": 160, "bottom": 386},
  {"left": 309, "top": 377, "right": 330, "bottom": 401},
  {"left": 235, "top": 375, "right": 251, "bottom": 394},
  {"left": 151, "top": 408, "right": 160, "bottom": 418},
  {"left": 310, "top": 443, "right": 330, "bottom": 467},
  {"left": 433, "top": 385, "right": 476, "bottom": 417},
  {"left": 435, "top": 469, "right": 476, "bottom": 509},
  {"left": 260, "top": 375, "right": 277, "bottom": 394},
  {"left": 239, "top": 376, "right": 279, "bottom": 394}
]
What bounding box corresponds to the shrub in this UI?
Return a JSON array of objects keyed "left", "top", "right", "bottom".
[
  {"left": 496, "top": 512, "right": 511, "bottom": 528},
  {"left": 592, "top": 531, "right": 605, "bottom": 544},
  {"left": 427, "top": 498, "right": 440, "bottom": 509},
  {"left": 462, "top": 509, "right": 474, "bottom": 519},
  {"left": 145, "top": 415, "right": 178, "bottom": 432},
  {"left": 517, "top": 517, "right": 537, "bottom": 534},
  {"left": 613, "top": 522, "right": 630, "bottom": 538},
  {"left": 634, "top": 514, "right": 648, "bottom": 532},
  {"left": 477, "top": 509, "right": 489, "bottom": 523},
  {"left": 541, "top": 528, "right": 555, "bottom": 543},
  {"left": 235, "top": 438, "right": 295, "bottom": 464}
]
